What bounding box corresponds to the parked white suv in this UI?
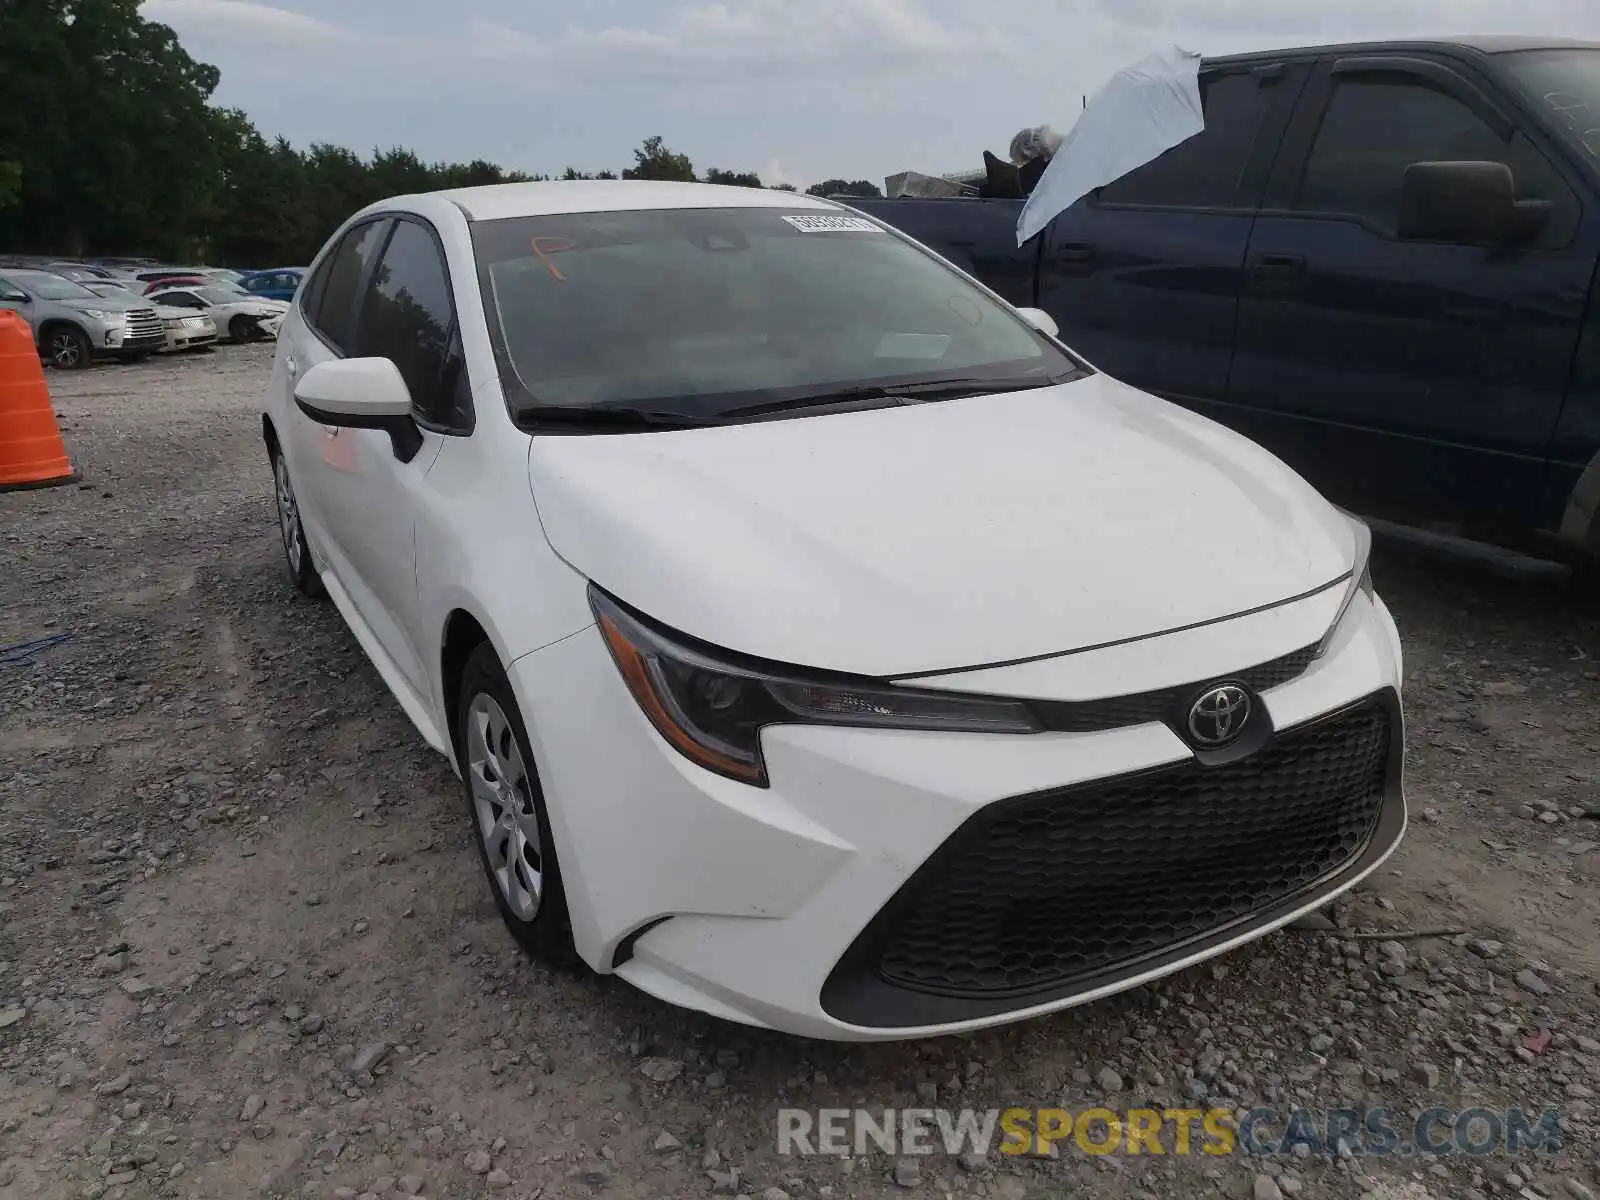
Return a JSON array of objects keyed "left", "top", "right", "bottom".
[{"left": 262, "top": 182, "right": 1406, "bottom": 1041}]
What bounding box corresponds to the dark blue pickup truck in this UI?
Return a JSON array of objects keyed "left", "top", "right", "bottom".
[{"left": 851, "top": 36, "right": 1600, "bottom": 564}]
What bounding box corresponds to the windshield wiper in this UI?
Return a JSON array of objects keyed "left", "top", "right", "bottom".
[
  {"left": 514, "top": 405, "right": 718, "bottom": 432},
  {"left": 719, "top": 376, "right": 1059, "bottom": 421}
]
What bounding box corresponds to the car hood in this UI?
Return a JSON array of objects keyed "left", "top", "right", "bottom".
[
  {"left": 64, "top": 296, "right": 145, "bottom": 313},
  {"left": 526, "top": 374, "right": 1357, "bottom": 677}
]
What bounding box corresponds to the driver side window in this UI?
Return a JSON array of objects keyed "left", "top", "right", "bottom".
[{"left": 1294, "top": 74, "right": 1578, "bottom": 246}]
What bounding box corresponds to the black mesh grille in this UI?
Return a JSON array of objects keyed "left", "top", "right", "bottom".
[
  {"left": 1030, "top": 644, "right": 1318, "bottom": 734},
  {"left": 870, "top": 700, "right": 1390, "bottom": 998}
]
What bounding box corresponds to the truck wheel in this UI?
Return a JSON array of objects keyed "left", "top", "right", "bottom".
[{"left": 44, "top": 325, "right": 91, "bottom": 370}]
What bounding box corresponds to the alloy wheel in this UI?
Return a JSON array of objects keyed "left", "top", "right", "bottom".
[
  {"left": 273, "top": 455, "right": 302, "bottom": 573},
  {"left": 49, "top": 332, "right": 82, "bottom": 369},
  {"left": 466, "top": 694, "right": 544, "bottom": 921}
]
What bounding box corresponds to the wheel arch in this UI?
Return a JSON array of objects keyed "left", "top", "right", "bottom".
[
  {"left": 37, "top": 318, "right": 89, "bottom": 350},
  {"left": 440, "top": 608, "right": 497, "bottom": 766},
  {"left": 1557, "top": 447, "right": 1600, "bottom": 557}
]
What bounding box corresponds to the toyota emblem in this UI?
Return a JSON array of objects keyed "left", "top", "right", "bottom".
[{"left": 1187, "top": 684, "right": 1251, "bottom": 747}]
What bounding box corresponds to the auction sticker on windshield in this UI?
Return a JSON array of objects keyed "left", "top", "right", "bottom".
[{"left": 781, "top": 215, "right": 882, "bottom": 233}]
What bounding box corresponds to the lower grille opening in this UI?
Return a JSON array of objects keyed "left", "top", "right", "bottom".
[{"left": 823, "top": 695, "right": 1395, "bottom": 1022}]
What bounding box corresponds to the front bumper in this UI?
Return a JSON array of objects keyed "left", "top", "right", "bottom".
[{"left": 509, "top": 590, "right": 1405, "bottom": 1041}]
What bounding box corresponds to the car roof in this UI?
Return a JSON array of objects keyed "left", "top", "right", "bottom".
[
  {"left": 1207, "top": 35, "right": 1600, "bottom": 66},
  {"left": 388, "top": 180, "right": 836, "bottom": 223}
]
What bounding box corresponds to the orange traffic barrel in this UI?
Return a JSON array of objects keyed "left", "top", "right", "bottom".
[{"left": 0, "top": 310, "right": 78, "bottom": 490}]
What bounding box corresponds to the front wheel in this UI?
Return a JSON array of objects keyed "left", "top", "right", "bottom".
[
  {"left": 229, "top": 315, "right": 257, "bottom": 342},
  {"left": 457, "top": 643, "right": 575, "bottom": 964},
  {"left": 44, "top": 326, "right": 91, "bottom": 370},
  {"left": 272, "top": 448, "right": 323, "bottom": 597}
]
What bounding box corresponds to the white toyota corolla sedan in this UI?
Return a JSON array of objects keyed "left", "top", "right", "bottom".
[{"left": 262, "top": 181, "right": 1405, "bottom": 1041}]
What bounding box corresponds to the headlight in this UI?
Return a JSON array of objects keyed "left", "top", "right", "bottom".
[
  {"left": 590, "top": 587, "right": 1039, "bottom": 785},
  {"left": 1314, "top": 514, "right": 1375, "bottom": 659},
  {"left": 79, "top": 308, "right": 110, "bottom": 320},
  {"left": 162, "top": 318, "right": 181, "bottom": 329}
]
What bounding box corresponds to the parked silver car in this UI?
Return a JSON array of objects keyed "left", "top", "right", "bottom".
[{"left": 0, "top": 269, "right": 166, "bottom": 368}]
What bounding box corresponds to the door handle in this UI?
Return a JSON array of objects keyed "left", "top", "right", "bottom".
[
  {"left": 284, "top": 353, "right": 297, "bottom": 377},
  {"left": 1250, "top": 253, "right": 1306, "bottom": 281},
  {"left": 1055, "top": 241, "right": 1095, "bottom": 263}
]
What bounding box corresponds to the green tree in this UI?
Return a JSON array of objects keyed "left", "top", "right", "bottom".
[
  {"left": 769, "top": 183, "right": 799, "bottom": 192},
  {"left": 622, "top": 136, "right": 696, "bottom": 182},
  {"left": 0, "top": 162, "right": 20, "bottom": 209},
  {"left": 0, "top": 0, "right": 224, "bottom": 256},
  {"left": 703, "top": 167, "right": 763, "bottom": 188},
  {"left": 806, "top": 179, "right": 882, "bottom": 198},
  {"left": 559, "top": 167, "right": 618, "bottom": 180}
]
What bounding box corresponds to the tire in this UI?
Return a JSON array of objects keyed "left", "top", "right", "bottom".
[
  {"left": 271, "top": 447, "right": 324, "bottom": 597},
  {"left": 43, "top": 325, "right": 91, "bottom": 370},
  {"left": 456, "top": 642, "right": 576, "bottom": 964},
  {"left": 229, "top": 315, "right": 255, "bottom": 343}
]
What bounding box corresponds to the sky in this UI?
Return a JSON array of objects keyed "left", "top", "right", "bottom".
[{"left": 138, "top": 0, "right": 1600, "bottom": 189}]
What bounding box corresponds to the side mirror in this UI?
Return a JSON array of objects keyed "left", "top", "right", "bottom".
[
  {"left": 1015, "top": 306, "right": 1060, "bottom": 339},
  {"left": 293, "top": 358, "right": 423, "bottom": 462},
  {"left": 1397, "top": 161, "right": 1518, "bottom": 244},
  {"left": 0, "top": 291, "right": 29, "bottom": 304}
]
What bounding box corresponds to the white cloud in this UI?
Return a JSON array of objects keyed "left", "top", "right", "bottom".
[{"left": 138, "top": 0, "right": 347, "bottom": 46}]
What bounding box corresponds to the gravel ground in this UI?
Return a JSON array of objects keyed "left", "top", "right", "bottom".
[{"left": 1, "top": 345, "right": 1598, "bottom": 1200}]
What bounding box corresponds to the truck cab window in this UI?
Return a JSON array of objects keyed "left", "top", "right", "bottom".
[
  {"left": 1295, "top": 75, "right": 1578, "bottom": 245},
  {"left": 1097, "top": 71, "right": 1277, "bottom": 209}
]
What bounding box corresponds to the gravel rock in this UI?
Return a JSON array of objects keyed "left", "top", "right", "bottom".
[
  {"left": 639, "top": 1056, "right": 683, "bottom": 1082},
  {"left": 347, "top": 1041, "right": 390, "bottom": 1074},
  {"left": 240, "top": 1094, "right": 264, "bottom": 1121},
  {"left": 485, "top": 1168, "right": 512, "bottom": 1190},
  {"left": 1095, "top": 1067, "right": 1124, "bottom": 1093},
  {"left": 1412, "top": 1062, "right": 1441, "bottom": 1088},
  {"left": 653, "top": 1130, "right": 682, "bottom": 1153},
  {"left": 893, "top": 1158, "right": 922, "bottom": 1188},
  {"left": 1254, "top": 1176, "right": 1285, "bottom": 1200},
  {"left": 464, "top": 1148, "right": 493, "bottom": 1174},
  {"left": 1516, "top": 969, "right": 1553, "bottom": 996}
]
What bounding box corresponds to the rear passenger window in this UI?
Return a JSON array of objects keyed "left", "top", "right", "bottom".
[
  {"left": 350, "top": 219, "right": 468, "bottom": 430},
  {"left": 1097, "top": 71, "right": 1278, "bottom": 209},
  {"left": 1295, "top": 76, "right": 1579, "bottom": 245},
  {"left": 307, "top": 220, "right": 386, "bottom": 352}
]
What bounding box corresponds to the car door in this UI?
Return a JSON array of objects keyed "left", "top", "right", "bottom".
[
  {"left": 1035, "top": 60, "right": 1309, "bottom": 405},
  {"left": 299, "top": 216, "right": 461, "bottom": 697},
  {"left": 1227, "top": 54, "right": 1599, "bottom": 531},
  {"left": 278, "top": 218, "right": 391, "bottom": 584}
]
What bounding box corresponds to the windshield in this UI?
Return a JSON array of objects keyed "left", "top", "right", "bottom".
[
  {"left": 1500, "top": 49, "right": 1600, "bottom": 163},
  {"left": 13, "top": 271, "right": 97, "bottom": 300},
  {"left": 470, "top": 207, "right": 1086, "bottom": 424}
]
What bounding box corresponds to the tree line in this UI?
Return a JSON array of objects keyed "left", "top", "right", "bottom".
[{"left": 0, "top": 0, "right": 882, "bottom": 268}]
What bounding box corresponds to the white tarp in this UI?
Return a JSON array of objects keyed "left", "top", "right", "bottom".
[{"left": 1016, "top": 45, "right": 1205, "bottom": 246}]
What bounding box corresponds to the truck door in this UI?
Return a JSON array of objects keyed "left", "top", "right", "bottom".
[
  {"left": 1037, "top": 61, "right": 1308, "bottom": 405},
  {"left": 1226, "top": 53, "right": 1599, "bottom": 531}
]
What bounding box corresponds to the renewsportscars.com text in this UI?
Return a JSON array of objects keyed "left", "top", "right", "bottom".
[{"left": 776, "top": 1107, "right": 1563, "bottom": 1159}]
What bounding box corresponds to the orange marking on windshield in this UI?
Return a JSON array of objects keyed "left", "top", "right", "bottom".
[{"left": 530, "top": 236, "right": 577, "bottom": 281}]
